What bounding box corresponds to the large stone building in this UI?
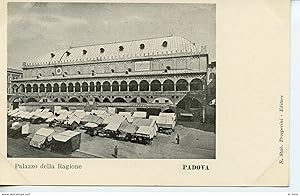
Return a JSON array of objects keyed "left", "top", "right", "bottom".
[{"left": 10, "top": 36, "right": 214, "bottom": 122}]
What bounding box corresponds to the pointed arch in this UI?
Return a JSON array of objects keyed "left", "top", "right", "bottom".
[
  {"left": 75, "top": 82, "right": 81, "bottom": 92},
  {"left": 96, "top": 82, "right": 101, "bottom": 91},
  {"left": 120, "top": 81, "right": 127, "bottom": 91},
  {"left": 129, "top": 80, "right": 138, "bottom": 91},
  {"left": 69, "top": 97, "right": 80, "bottom": 103},
  {"left": 112, "top": 81, "right": 119, "bottom": 91},
  {"left": 150, "top": 80, "right": 161, "bottom": 91},
  {"left": 102, "top": 81, "right": 111, "bottom": 91},
  {"left": 26, "top": 84, "right": 32, "bottom": 92},
  {"left": 103, "top": 97, "right": 110, "bottom": 103},
  {"left": 68, "top": 83, "right": 74, "bottom": 92},
  {"left": 163, "top": 79, "right": 174, "bottom": 91},
  {"left": 113, "top": 97, "right": 126, "bottom": 102},
  {"left": 176, "top": 79, "right": 188, "bottom": 91},
  {"left": 82, "top": 82, "right": 88, "bottom": 92},
  {"left": 26, "top": 97, "right": 37, "bottom": 103},
  {"left": 33, "top": 84, "right": 38, "bottom": 92},
  {"left": 140, "top": 80, "right": 149, "bottom": 91},
  {"left": 190, "top": 78, "right": 203, "bottom": 91},
  {"left": 53, "top": 83, "right": 59, "bottom": 92},
  {"left": 19, "top": 84, "right": 25, "bottom": 92},
  {"left": 61, "top": 83, "right": 67, "bottom": 92},
  {"left": 46, "top": 83, "right": 52, "bottom": 92},
  {"left": 39, "top": 84, "right": 45, "bottom": 92},
  {"left": 90, "top": 82, "right": 95, "bottom": 92}
]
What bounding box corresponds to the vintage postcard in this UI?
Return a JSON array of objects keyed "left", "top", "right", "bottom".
[{"left": 0, "top": 0, "right": 289, "bottom": 186}]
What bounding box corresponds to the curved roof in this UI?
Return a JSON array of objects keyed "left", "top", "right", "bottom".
[{"left": 28, "top": 36, "right": 199, "bottom": 65}]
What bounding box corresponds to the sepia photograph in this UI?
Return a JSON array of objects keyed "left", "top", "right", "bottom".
[{"left": 6, "top": 2, "right": 216, "bottom": 159}]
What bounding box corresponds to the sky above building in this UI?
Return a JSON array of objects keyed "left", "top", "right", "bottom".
[{"left": 7, "top": 3, "right": 216, "bottom": 69}]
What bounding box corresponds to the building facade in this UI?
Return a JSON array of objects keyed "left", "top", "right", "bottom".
[{"left": 10, "top": 36, "right": 213, "bottom": 122}]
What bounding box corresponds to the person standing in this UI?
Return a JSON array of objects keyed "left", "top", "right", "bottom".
[
  {"left": 114, "top": 145, "right": 118, "bottom": 158},
  {"left": 176, "top": 133, "right": 180, "bottom": 144}
]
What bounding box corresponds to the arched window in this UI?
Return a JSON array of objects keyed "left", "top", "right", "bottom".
[
  {"left": 82, "top": 82, "right": 88, "bottom": 92},
  {"left": 26, "top": 97, "right": 37, "bottom": 103},
  {"left": 163, "top": 79, "right": 174, "bottom": 91},
  {"left": 112, "top": 81, "right": 119, "bottom": 91},
  {"left": 120, "top": 81, "right": 127, "bottom": 91},
  {"left": 12, "top": 84, "right": 18, "bottom": 93},
  {"left": 103, "top": 98, "right": 110, "bottom": 102},
  {"left": 75, "top": 82, "right": 81, "bottom": 92},
  {"left": 19, "top": 84, "right": 25, "bottom": 92},
  {"left": 190, "top": 78, "right": 203, "bottom": 91},
  {"left": 140, "top": 80, "right": 149, "bottom": 91},
  {"left": 53, "top": 83, "right": 59, "bottom": 92},
  {"left": 176, "top": 79, "right": 188, "bottom": 91},
  {"left": 61, "top": 83, "right": 67, "bottom": 92},
  {"left": 68, "top": 83, "right": 74, "bottom": 92},
  {"left": 90, "top": 82, "right": 95, "bottom": 92},
  {"left": 102, "top": 81, "right": 111, "bottom": 91},
  {"left": 113, "top": 97, "right": 126, "bottom": 103},
  {"left": 33, "top": 84, "right": 38, "bottom": 92},
  {"left": 150, "top": 80, "right": 161, "bottom": 91},
  {"left": 26, "top": 84, "right": 32, "bottom": 93},
  {"left": 39, "top": 84, "right": 45, "bottom": 93},
  {"left": 129, "top": 80, "right": 138, "bottom": 91},
  {"left": 69, "top": 97, "right": 80, "bottom": 103},
  {"left": 46, "top": 83, "right": 52, "bottom": 92},
  {"left": 96, "top": 82, "right": 101, "bottom": 91}
]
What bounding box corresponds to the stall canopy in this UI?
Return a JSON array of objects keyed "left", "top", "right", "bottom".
[
  {"left": 102, "top": 115, "right": 114, "bottom": 125},
  {"left": 132, "top": 111, "right": 147, "bottom": 118},
  {"left": 52, "top": 130, "right": 81, "bottom": 153},
  {"left": 118, "top": 112, "right": 132, "bottom": 118},
  {"left": 91, "top": 110, "right": 110, "bottom": 119},
  {"left": 149, "top": 115, "right": 160, "bottom": 122},
  {"left": 71, "top": 110, "right": 87, "bottom": 119},
  {"left": 24, "top": 112, "right": 35, "bottom": 120},
  {"left": 56, "top": 111, "right": 74, "bottom": 122},
  {"left": 135, "top": 126, "right": 155, "bottom": 139},
  {"left": 40, "top": 112, "right": 53, "bottom": 119},
  {"left": 159, "top": 112, "right": 176, "bottom": 120},
  {"left": 84, "top": 122, "right": 98, "bottom": 128},
  {"left": 29, "top": 128, "right": 55, "bottom": 148},
  {"left": 46, "top": 116, "right": 57, "bottom": 123},
  {"left": 156, "top": 113, "right": 176, "bottom": 129},
  {"left": 65, "top": 116, "right": 81, "bottom": 125},
  {"left": 81, "top": 114, "right": 103, "bottom": 125},
  {"left": 104, "top": 115, "right": 126, "bottom": 131},
  {"left": 118, "top": 120, "right": 138, "bottom": 134},
  {"left": 132, "top": 118, "right": 158, "bottom": 134}
]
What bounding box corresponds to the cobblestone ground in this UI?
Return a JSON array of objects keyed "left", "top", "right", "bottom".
[{"left": 7, "top": 123, "right": 215, "bottom": 159}]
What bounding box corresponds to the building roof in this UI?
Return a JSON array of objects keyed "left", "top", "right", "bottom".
[
  {"left": 104, "top": 115, "right": 126, "bottom": 131},
  {"left": 25, "top": 36, "right": 199, "bottom": 65},
  {"left": 132, "top": 118, "right": 156, "bottom": 127},
  {"left": 136, "top": 126, "right": 155, "bottom": 138},
  {"left": 7, "top": 67, "right": 23, "bottom": 74},
  {"left": 53, "top": 130, "right": 81, "bottom": 142},
  {"left": 35, "top": 128, "right": 55, "bottom": 137},
  {"left": 132, "top": 111, "right": 147, "bottom": 118}
]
